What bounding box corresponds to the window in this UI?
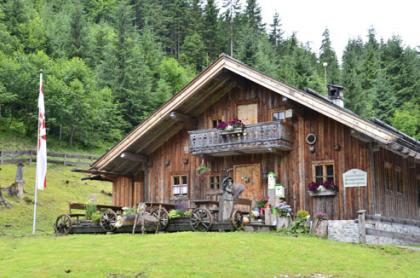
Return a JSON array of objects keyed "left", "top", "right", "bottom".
[
  {"left": 209, "top": 175, "right": 220, "bottom": 190},
  {"left": 395, "top": 167, "right": 402, "bottom": 193},
  {"left": 272, "top": 110, "right": 286, "bottom": 121},
  {"left": 172, "top": 175, "right": 188, "bottom": 197},
  {"left": 211, "top": 119, "right": 223, "bottom": 128},
  {"left": 312, "top": 161, "right": 335, "bottom": 184},
  {"left": 384, "top": 162, "right": 393, "bottom": 191}
]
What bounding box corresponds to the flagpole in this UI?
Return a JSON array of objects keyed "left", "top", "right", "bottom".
[{"left": 32, "top": 69, "right": 43, "bottom": 235}]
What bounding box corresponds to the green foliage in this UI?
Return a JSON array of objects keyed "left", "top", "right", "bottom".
[
  {"left": 122, "top": 207, "right": 136, "bottom": 216},
  {"left": 296, "top": 209, "right": 309, "bottom": 219},
  {"left": 168, "top": 209, "right": 190, "bottom": 219},
  {"left": 0, "top": 0, "right": 418, "bottom": 146},
  {"left": 391, "top": 102, "right": 420, "bottom": 140},
  {"left": 289, "top": 210, "right": 310, "bottom": 234},
  {"left": 85, "top": 202, "right": 97, "bottom": 220}
]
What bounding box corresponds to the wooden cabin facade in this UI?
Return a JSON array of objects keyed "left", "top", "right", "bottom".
[{"left": 90, "top": 55, "right": 420, "bottom": 221}]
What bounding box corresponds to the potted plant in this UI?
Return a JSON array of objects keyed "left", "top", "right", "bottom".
[
  {"left": 273, "top": 203, "right": 292, "bottom": 230},
  {"left": 217, "top": 118, "right": 244, "bottom": 135},
  {"left": 196, "top": 164, "right": 211, "bottom": 176}
]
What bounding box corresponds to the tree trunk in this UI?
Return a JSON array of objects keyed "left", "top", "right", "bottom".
[{"left": 69, "top": 126, "right": 76, "bottom": 145}]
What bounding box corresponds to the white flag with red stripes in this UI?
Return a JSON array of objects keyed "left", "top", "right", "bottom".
[{"left": 35, "top": 72, "right": 47, "bottom": 190}]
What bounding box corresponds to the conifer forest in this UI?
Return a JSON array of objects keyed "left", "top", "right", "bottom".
[{"left": 0, "top": 0, "right": 418, "bottom": 148}]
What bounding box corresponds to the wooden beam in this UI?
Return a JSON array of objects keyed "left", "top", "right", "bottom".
[
  {"left": 120, "top": 152, "right": 148, "bottom": 162},
  {"left": 168, "top": 111, "right": 196, "bottom": 128},
  {"left": 350, "top": 129, "right": 373, "bottom": 143},
  {"left": 71, "top": 168, "right": 120, "bottom": 176}
]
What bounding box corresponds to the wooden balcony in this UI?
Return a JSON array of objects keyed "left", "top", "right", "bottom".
[{"left": 189, "top": 121, "right": 293, "bottom": 156}]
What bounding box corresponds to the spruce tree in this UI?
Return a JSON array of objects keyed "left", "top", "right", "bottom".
[
  {"left": 319, "top": 28, "right": 340, "bottom": 85},
  {"left": 203, "top": 0, "right": 220, "bottom": 61},
  {"left": 269, "top": 12, "right": 283, "bottom": 47},
  {"left": 244, "top": 0, "right": 264, "bottom": 32},
  {"left": 341, "top": 38, "right": 365, "bottom": 115}
]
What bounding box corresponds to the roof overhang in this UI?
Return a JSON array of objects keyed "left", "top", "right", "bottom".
[{"left": 92, "top": 54, "right": 419, "bottom": 174}]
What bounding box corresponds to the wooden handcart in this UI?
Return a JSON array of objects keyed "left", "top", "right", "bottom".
[
  {"left": 190, "top": 176, "right": 252, "bottom": 232},
  {"left": 54, "top": 202, "right": 174, "bottom": 235}
]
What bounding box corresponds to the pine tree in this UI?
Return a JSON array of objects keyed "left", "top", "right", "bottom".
[
  {"left": 341, "top": 38, "right": 365, "bottom": 115},
  {"left": 68, "top": 1, "right": 86, "bottom": 58},
  {"left": 319, "top": 28, "right": 340, "bottom": 85},
  {"left": 222, "top": 0, "right": 241, "bottom": 56},
  {"left": 203, "top": 0, "right": 220, "bottom": 61},
  {"left": 244, "top": 0, "right": 264, "bottom": 32},
  {"left": 269, "top": 12, "right": 283, "bottom": 47}
]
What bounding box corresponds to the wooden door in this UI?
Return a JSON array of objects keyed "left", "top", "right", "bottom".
[
  {"left": 237, "top": 103, "right": 258, "bottom": 125},
  {"left": 234, "top": 164, "right": 261, "bottom": 202}
]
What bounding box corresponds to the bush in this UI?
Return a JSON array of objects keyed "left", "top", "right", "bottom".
[{"left": 85, "top": 202, "right": 97, "bottom": 220}]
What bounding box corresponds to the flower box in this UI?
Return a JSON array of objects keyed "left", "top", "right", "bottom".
[
  {"left": 219, "top": 127, "right": 244, "bottom": 136},
  {"left": 308, "top": 190, "right": 336, "bottom": 197}
]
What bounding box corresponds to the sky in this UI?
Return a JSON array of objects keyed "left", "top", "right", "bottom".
[{"left": 258, "top": 0, "right": 420, "bottom": 60}]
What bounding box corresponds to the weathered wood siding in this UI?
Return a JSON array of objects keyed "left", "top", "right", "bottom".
[
  {"left": 111, "top": 78, "right": 419, "bottom": 220},
  {"left": 112, "top": 175, "right": 143, "bottom": 207},
  {"left": 288, "top": 113, "right": 372, "bottom": 220},
  {"left": 372, "top": 148, "right": 419, "bottom": 219}
]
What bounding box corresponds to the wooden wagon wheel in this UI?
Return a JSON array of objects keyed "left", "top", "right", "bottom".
[
  {"left": 150, "top": 206, "right": 170, "bottom": 230},
  {"left": 230, "top": 210, "right": 243, "bottom": 230},
  {"left": 190, "top": 208, "right": 213, "bottom": 232},
  {"left": 54, "top": 214, "right": 72, "bottom": 235},
  {"left": 100, "top": 209, "right": 117, "bottom": 232}
]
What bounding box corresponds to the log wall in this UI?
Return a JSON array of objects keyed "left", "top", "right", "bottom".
[{"left": 111, "top": 78, "right": 419, "bottom": 220}]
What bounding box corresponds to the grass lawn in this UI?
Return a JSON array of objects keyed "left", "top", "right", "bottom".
[
  {"left": 0, "top": 164, "right": 112, "bottom": 236},
  {"left": 0, "top": 232, "right": 419, "bottom": 278}
]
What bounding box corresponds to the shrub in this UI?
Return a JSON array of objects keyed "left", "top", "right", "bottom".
[
  {"left": 296, "top": 209, "right": 309, "bottom": 219},
  {"left": 85, "top": 202, "right": 97, "bottom": 220}
]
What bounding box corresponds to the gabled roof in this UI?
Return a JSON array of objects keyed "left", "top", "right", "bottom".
[{"left": 92, "top": 54, "right": 419, "bottom": 173}]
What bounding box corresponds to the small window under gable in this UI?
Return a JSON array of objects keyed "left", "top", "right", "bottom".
[{"left": 272, "top": 110, "right": 286, "bottom": 121}]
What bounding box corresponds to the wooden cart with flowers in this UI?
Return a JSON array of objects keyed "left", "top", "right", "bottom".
[{"left": 54, "top": 202, "right": 173, "bottom": 235}]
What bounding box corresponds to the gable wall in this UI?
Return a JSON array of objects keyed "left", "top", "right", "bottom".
[{"left": 112, "top": 79, "right": 419, "bottom": 220}]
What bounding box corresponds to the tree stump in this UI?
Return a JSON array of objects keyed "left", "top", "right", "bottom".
[{"left": 0, "top": 189, "right": 12, "bottom": 208}]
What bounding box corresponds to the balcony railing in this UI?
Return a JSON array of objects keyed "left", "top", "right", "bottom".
[{"left": 189, "top": 121, "right": 293, "bottom": 156}]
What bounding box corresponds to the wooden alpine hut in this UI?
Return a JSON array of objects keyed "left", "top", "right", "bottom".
[{"left": 88, "top": 54, "right": 420, "bottom": 221}]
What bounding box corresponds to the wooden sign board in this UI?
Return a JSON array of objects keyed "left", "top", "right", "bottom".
[{"left": 343, "top": 169, "right": 367, "bottom": 188}]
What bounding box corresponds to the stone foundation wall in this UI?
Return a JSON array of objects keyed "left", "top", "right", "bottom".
[
  {"left": 327, "top": 219, "right": 420, "bottom": 245},
  {"left": 327, "top": 220, "right": 359, "bottom": 243}
]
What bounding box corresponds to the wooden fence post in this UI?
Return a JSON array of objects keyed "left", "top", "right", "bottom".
[
  {"left": 29, "top": 150, "right": 32, "bottom": 165},
  {"left": 357, "top": 210, "right": 367, "bottom": 244},
  {"left": 0, "top": 150, "right": 3, "bottom": 165},
  {"left": 63, "top": 153, "right": 67, "bottom": 166}
]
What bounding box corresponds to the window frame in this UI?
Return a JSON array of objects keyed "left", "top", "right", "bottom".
[
  {"left": 312, "top": 160, "right": 335, "bottom": 184},
  {"left": 170, "top": 172, "right": 189, "bottom": 198},
  {"left": 209, "top": 174, "right": 221, "bottom": 191},
  {"left": 270, "top": 108, "right": 287, "bottom": 122}
]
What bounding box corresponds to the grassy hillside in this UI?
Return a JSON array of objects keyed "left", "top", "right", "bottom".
[
  {"left": 0, "top": 233, "right": 419, "bottom": 277},
  {"left": 0, "top": 164, "right": 112, "bottom": 236},
  {"left": 0, "top": 129, "right": 109, "bottom": 154}
]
